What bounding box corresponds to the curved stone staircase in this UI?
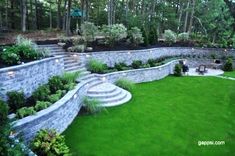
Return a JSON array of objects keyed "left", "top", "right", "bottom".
[
  {"left": 39, "top": 44, "right": 132, "bottom": 107},
  {"left": 77, "top": 74, "right": 132, "bottom": 107}
]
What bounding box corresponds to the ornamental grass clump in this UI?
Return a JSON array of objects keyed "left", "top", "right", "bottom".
[
  {"left": 83, "top": 97, "right": 104, "bottom": 114},
  {"left": 163, "top": 30, "right": 177, "bottom": 44},
  {"left": 87, "top": 59, "right": 107, "bottom": 74},
  {"left": 115, "top": 78, "right": 135, "bottom": 91},
  {"left": 174, "top": 64, "right": 182, "bottom": 76}
]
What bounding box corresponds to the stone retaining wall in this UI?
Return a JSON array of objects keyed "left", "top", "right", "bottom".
[
  {"left": 96, "top": 60, "right": 181, "bottom": 83},
  {"left": 13, "top": 79, "right": 91, "bottom": 143},
  {"left": 78, "top": 47, "right": 235, "bottom": 67},
  {"left": 0, "top": 56, "right": 64, "bottom": 100},
  {"left": 13, "top": 59, "right": 181, "bottom": 143}
]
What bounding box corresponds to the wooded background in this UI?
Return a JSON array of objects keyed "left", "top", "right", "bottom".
[{"left": 0, "top": 0, "right": 234, "bottom": 44}]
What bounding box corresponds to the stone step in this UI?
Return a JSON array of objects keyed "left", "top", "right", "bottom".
[
  {"left": 65, "top": 66, "right": 86, "bottom": 72},
  {"left": 87, "top": 88, "right": 122, "bottom": 99},
  {"left": 98, "top": 89, "right": 127, "bottom": 103},
  {"left": 38, "top": 44, "right": 59, "bottom": 47},
  {"left": 88, "top": 82, "right": 117, "bottom": 94},
  {"left": 79, "top": 71, "right": 91, "bottom": 77},
  {"left": 64, "top": 62, "right": 81, "bottom": 68},
  {"left": 77, "top": 74, "right": 95, "bottom": 82},
  {"left": 101, "top": 91, "right": 132, "bottom": 107}
]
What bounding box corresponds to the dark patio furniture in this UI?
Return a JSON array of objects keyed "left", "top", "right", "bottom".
[{"left": 196, "top": 65, "right": 208, "bottom": 75}]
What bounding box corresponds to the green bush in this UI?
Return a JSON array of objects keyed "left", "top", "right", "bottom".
[
  {"left": 114, "top": 62, "right": 128, "bottom": 71},
  {"left": 32, "top": 85, "right": 50, "bottom": 102},
  {"left": 7, "top": 91, "right": 26, "bottom": 113},
  {"left": 102, "top": 24, "right": 127, "bottom": 46},
  {"left": 147, "top": 59, "right": 156, "bottom": 67},
  {"left": 163, "top": 30, "right": 177, "bottom": 44},
  {"left": 128, "top": 27, "right": 144, "bottom": 46},
  {"left": 131, "top": 60, "right": 142, "bottom": 69},
  {"left": 81, "top": 22, "right": 98, "bottom": 42},
  {"left": 64, "top": 83, "right": 76, "bottom": 91},
  {"left": 62, "top": 72, "right": 80, "bottom": 84},
  {"left": 31, "top": 129, "right": 70, "bottom": 156},
  {"left": 67, "top": 45, "right": 86, "bottom": 53},
  {"left": 34, "top": 101, "right": 51, "bottom": 111},
  {"left": 87, "top": 59, "right": 107, "bottom": 74},
  {"left": 48, "top": 90, "right": 63, "bottom": 103},
  {"left": 174, "top": 64, "right": 182, "bottom": 76},
  {"left": 0, "top": 100, "right": 8, "bottom": 125},
  {"left": 48, "top": 76, "right": 64, "bottom": 93},
  {"left": 1, "top": 47, "right": 20, "bottom": 65},
  {"left": 178, "top": 32, "right": 190, "bottom": 41},
  {"left": 83, "top": 97, "right": 103, "bottom": 114},
  {"left": 115, "top": 78, "right": 135, "bottom": 91},
  {"left": 16, "top": 45, "right": 39, "bottom": 60},
  {"left": 224, "top": 58, "right": 233, "bottom": 71},
  {"left": 0, "top": 100, "right": 25, "bottom": 156},
  {"left": 16, "top": 107, "right": 36, "bottom": 119}
]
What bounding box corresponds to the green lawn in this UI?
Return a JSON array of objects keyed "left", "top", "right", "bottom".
[
  {"left": 223, "top": 71, "right": 235, "bottom": 78},
  {"left": 63, "top": 76, "right": 235, "bottom": 156}
]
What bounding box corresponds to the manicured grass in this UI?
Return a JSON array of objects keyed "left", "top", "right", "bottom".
[
  {"left": 223, "top": 71, "right": 235, "bottom": 78},
  {"left": 64, "top": 76, "right": 235, "bottom": 156}
]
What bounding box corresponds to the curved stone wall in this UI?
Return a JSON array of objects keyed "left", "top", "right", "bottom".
[
  {"left": 78, "top": 47, "right": 235, "bottom": 67},
  {"left": 0, "top": 56, "right": 64, "bottom": 100},
  {"left": 95, "top": 60, "right": 181, "bottom": 83}
]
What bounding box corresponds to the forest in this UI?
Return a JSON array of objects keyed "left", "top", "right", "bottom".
[{"left": 0, "top": 0, "right": 234, "bottom": 47}]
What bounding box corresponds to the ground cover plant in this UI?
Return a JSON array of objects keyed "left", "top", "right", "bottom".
[
  {"left": 6, "top": 72, "right": 80, "bottom": 119},
  {"left": 64, "top": 76, "right": 235, "bottom": 156}
]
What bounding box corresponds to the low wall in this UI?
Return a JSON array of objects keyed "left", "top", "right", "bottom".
[
  {"left": 0, "top": 56, "right": 64, "bottom": 100},
  {"left": 12, "top": 79, "right": 92, "bottom": 143},
  {"left": 78, "top": 47, "right": 235, "bottom": 67},
  {"left": 96, "top": 59, "right": 181, "bottom": 83}
]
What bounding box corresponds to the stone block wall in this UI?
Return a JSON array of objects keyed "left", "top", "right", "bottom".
[
  {"left": 78, "top": 47, "right": 235, "bottom": 67},
  {"left": 0, "top": 56, "right": 64, "bottom": 100},
  {"left": 95, "top": 60, "right": 180, "bottom": 83}
]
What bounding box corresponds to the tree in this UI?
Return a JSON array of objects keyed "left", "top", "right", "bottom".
[
  {"left": 65, "top": 0, "right": 71, "bottom": 36},
  {"left": 20, "top": 0, "right": 27, "bottom": 32}
]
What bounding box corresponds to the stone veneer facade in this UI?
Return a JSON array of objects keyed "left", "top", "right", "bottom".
[
  {"left": 0, "top": 56, "right": 64, "bottom": 100},
  {"left": 78, "top": 47, "right": 235, "bottom": 67}
]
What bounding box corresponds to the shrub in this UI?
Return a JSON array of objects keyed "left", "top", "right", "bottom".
[
  {"left": 48, "top": 76, "right": 64, "bottom": 93},
  {"left": 31, "top": 129, "right": 70, "bottom": 156},
  {"left": 67, "top": 45, "right": 86, "bottom": 53},
  {"left": 128, "top": 27, "right": 144, "bottom": 46},
  {"left": 48, "top": 90, "right": 63, "bottom": 103},
  {"left": 16, "top": 107, "right": 36, "bottom": 119},
  {"left": 7, "top": 91, "right": 26, "bottom": 113},
  {"left": 15, "top": 35, "right": 37, "bottom": 50},
  {"left": 178, "top": 32, "right": 189, "bottom": 41},
  {"left": 115, "top": 78, "right": 135, "bottom": 91},
  {"left": 83, "top": 97, "right": 103, "bottom": 114},
  {"left": 131, "top": 60, "right": 142, "bottom": 69},
  {"left": 81, "top": 22, "right": 98, "bottom": 42},
  {"left": 87, "top": 59, "right": 107, "bottom": 74},
  {"left": 224, "top": 58, "right": 233, "bottom": 71},
  {"left": 32, "top": 85, "right": 50, "bottom": 102},
  {"left": 64, "top": 83, "right": 76, "bottom": 91},
  {"left": 174, "top": 64, "right": 182, "bottom": 76},
  {"left": 0, "top": 100, "right": 8, "bottom": 125},
  {"left": 16, "top": 45, "right": 39, "bottom": 60},
  {"left": 62, "top": 71, "right": 80, "bottom": 84},
  {"left": 34, "top": 101, "right": 51, "bottom": 111},
  {"left": 114, "top": 62, "right": 128, "bottom": 71},
  {"left": 163, "top": 30, "right": 177, "bottom": 44},
  {"left": 102, "top": 24, "right": 127, "bottom": 46},
  {"left": 147, "top": 59, "right": 156, "bottom": 67},
  {"left": 1, "top": 47, "right": 20, "bottom": 65}
]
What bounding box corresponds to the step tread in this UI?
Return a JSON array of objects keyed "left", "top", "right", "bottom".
[
  {"left": 88, "top": 83, "right": 117, "bottom": 94},
  {"left": 101, "top": 91, "right": 132, "bottom": 107},
  {"left": 87, "top": 88, "right": 122, "bottom": 99}
]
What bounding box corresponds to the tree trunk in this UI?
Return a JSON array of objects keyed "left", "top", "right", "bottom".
[
  {"left": 183, "top": 0, "right": 190, "bottom": 32},
  {"left": 5, "top": 0, "right": 8, "bottom": 28},
  {"left": 62, "top": 0, "right": 67, "bottom": 31},
  {"left": 10, "top": 0, "right": 14, "bottom": 29},
  {"left": 85, "top": 0, "right": 89, "bottom": 21},
  {"left": 30, "top": 0, "right": 34, "bottom": 29},
  {"left": 65, "top": 0, "right": 71, "bottom": 36},
  {"left": 188, "top": 0, "right": 195, "bottom": 34},
  {"left": 81, "top": 0, "right": 84, "bottom": 24},
  {"left": 21, "top": 0, "right": 27, "bottom": 32},
  {"left": 177, "top": 3, "right": 183, "bottom": 33},
  {"left": 49, "top": 0, "right": 52, "bottom": 29},
  {"left": 34, "top": 0, "right": 38, "bottom": 29},
  {"left": 57, "top": 0, "right": 61, "bottom": 29}
]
